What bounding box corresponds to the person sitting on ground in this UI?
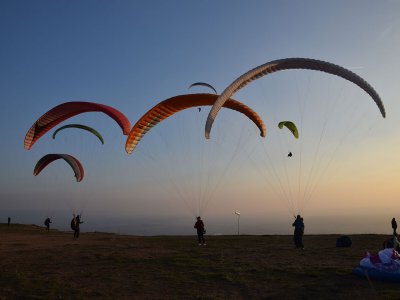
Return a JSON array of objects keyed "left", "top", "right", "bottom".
[{"left": 194, "top": 216, "right": 206, "bottom": 246}]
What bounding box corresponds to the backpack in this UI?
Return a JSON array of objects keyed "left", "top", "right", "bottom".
[{"left": 336, "top": 235, "right": 352, "bottom": 247}]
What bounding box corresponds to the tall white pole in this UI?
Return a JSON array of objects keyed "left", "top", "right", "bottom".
[{"left": 235, "top": 212, "right": 240, "bottom": 235}]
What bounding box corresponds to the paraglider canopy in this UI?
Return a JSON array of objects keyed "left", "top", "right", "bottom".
[
  {"left": 189, "top": 82, "right": 217, "bottom": 94},
  {"left": 278, "top": 121, "right": 299, "bottom": 139},
  {"left": 205, "top": 57, "right": 385, "bottom": 139},
  {"left": 125, "top": 93, "right": 266, "bottom": 154},
  {"left": 52, "top": 124, "right": 105, "bottom": 144},
  {"left": 33, "top": 153, "right": 84, "bottom": 182},
  {"left": 24, "top": 101, "right": 131, "bottom": 150}
]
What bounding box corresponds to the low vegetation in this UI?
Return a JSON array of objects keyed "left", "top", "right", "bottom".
[{"left": 0, "top": 224, "right": 398, "bottom": 299}]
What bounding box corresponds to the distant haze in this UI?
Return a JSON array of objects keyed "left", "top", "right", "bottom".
[{"left": 2, "top": 209, "right": 393, "bottom": 236}]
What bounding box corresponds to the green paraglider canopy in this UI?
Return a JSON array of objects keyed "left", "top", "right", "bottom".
[
  {"left": 278, "top": 121, "right": 299, "bottom": 139},
  {"left": 52, "top": 124, "right": 104, "bottom": 144}
]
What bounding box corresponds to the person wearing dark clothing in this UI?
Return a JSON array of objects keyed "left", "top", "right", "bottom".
[
  {"left": 194, "top": 216, "right": 206, "bottom": 246},
  {"left": 44, "top": 217, "right": 52, "bottom": 231},
  {"left": 72, "top": 215, "right": 83, "bottom": 240},
  {"left": 392, "top": 218, "right": 397, "bottom": 236},
  {"left": 7, "top": 217, "right": 10, "bottom": 226},
  {"left": 292, "top": 215, "right": 304, "bottom": 249}
]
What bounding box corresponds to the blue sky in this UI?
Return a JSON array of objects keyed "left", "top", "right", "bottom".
[{"left": 1, "top": 0, "right": 400, "bottom": 234}]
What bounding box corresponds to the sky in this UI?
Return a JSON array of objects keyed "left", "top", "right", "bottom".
[{"left": 1, "top": 0, "right": 400, "bottom": 235}]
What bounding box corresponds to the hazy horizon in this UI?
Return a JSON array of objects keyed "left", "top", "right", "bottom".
[{"left": 2, "top": 209, "right": 395, "bottom": 236}]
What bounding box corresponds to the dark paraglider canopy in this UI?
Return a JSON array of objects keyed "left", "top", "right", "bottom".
[
  {"left": 189, "top": 82, "right": 217, "bottom": 94},
  {"left": 33, "top": 154, "right": 84, "bottom": 182}
]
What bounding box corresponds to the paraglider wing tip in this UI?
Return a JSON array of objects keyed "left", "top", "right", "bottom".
[
  {"left": 125, "top": 142, "right": 133, "bottom": 155},
  {"left": 378, "top": 100, "right": 386, "bottom": 118},
  {"left": 205, "top": 122, "right": 211, "bottom": 139},
  {"left": 205, "top": 114, "right": 215, "bottom": 139},
  {"left": 377, "top": 103, "right": 386, "bottom": 118}
]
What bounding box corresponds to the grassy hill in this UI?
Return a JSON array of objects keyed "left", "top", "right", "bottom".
[{"left": 0, "top": 224, "right": 398, "bottom": 299}]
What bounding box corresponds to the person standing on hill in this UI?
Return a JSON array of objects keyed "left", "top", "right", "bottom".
[
  {"left": 292, "top": 215, "right": 305, "bottom": 249},
  {"left": 392, "top": 217, "right": 397, "bottom": 236},
  {"left": 72, "top": 215, "right": 84, "bottom": 240},
  {"left": 44, "top": 217, "right": 52, "bottom": 231},
  {"left": 194, "top": 216, "right": 206, "bottom": 246},
  {"left": 7, "top": 217, "right": 10, "bottom": 226}
]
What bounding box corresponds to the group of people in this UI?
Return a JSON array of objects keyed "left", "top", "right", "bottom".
[
  {"left": 30, "top": 214, "right": 400, "bottom": 249},
  {"left": 42, "top": 214, "right": 300, "bottom": 247},
  {"left": 10, "top": 212, "right": 306, "bottom": 247},
  {"left": 193, "top": 215, "right": 306, "bottom": 249},
  {"left": 41, "top": 214, "right": 83, "bottom": 240},
  {"left": 7, "top": 212, "right": 308, "bottom": 247}
]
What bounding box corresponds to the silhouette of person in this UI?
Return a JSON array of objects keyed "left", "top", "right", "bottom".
[
  {"left": 392, "top": 217, "right": 397, "bottom": 236},
  {"left": 72, "top": 215, "right": 83, "bottom": 240},
  {"left": 44, "top": 217, "right": 52, "bottom": 231},
  {"left": 7, "top": 217, "right": 10, "bottom": 226},
  {"left": 292, "top": 215, "right": 304, "bottom": 249},
  {"left": 194, "top": 216, "right": 206, "bottom": 246}
]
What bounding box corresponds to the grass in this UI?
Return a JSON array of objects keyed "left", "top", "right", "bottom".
[{"left": 0, "top": 224, "right": 399, "bottom": 299}]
